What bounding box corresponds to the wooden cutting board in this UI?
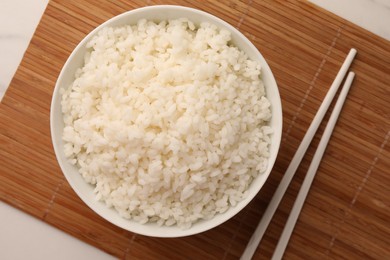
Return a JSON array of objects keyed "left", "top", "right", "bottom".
[{"left": 1, "top": 0, "right": 389, "bottom": 259}]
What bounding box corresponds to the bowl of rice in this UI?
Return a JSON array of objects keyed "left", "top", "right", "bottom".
[{"left": 50, "top": 5, "right": 282, "bottom": 237}]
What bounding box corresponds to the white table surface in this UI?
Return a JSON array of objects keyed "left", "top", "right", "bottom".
[{"left": 1, "top": 1, "right": 389, "bottom": 259}]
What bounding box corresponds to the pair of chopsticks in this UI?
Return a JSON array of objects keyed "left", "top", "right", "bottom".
[{"left": 241, "top": 48, "right": 357, "bottom": 260}]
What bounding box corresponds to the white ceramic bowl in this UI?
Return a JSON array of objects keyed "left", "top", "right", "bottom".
[{"left": 50, "top": 5, "right": 282, "bottom": 237}]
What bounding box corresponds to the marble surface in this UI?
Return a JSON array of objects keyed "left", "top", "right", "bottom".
[{"left": 1, "top": 1, "right": 389, "bottom": 259}]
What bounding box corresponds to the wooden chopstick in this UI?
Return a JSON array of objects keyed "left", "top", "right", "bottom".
[
  {"left": 241, "top": 48, "right": 357, "bottom": 260},
  {"left": 271, "top": 71, "right": 355, "bottom": 260}
]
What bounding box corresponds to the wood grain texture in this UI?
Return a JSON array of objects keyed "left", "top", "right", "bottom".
[{"left": 1, "top": 0, "right": 389, "bottom": 259}]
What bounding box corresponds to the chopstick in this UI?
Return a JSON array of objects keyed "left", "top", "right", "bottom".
[
  {"left": 241, "top": 48, "right": 357, "bottom": 260},
  {"left": 271, "top": 71, "right": 355, "bottom": 260}
]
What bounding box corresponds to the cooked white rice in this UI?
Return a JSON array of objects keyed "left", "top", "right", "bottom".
[{"left": 61, "top": 18, "right": 272, "bottom": 229}]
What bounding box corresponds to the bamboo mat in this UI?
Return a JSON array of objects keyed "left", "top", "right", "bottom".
[{"left": 1, "top": 0, "right": 389, "bottom": 259}]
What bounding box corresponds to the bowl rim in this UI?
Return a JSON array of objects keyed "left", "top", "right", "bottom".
[{"left": 50, "top": 4, "right": 283, "bottom": 237}]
